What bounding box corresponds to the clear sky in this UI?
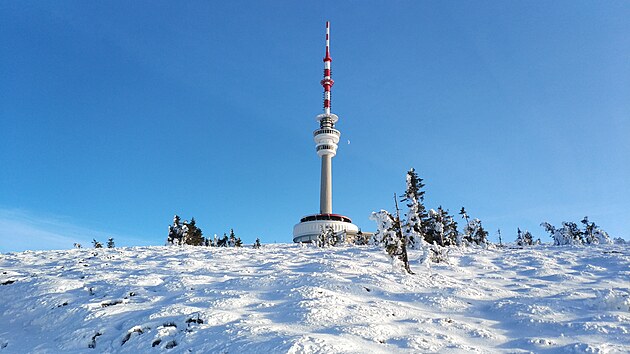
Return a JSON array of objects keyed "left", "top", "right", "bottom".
[{"left": 1, "top": 1, "right": 629, "bottom": 252}]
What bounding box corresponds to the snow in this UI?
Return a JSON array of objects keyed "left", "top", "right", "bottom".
[{"left": 1, "top": 244, "right": 629, "bottom": 353}]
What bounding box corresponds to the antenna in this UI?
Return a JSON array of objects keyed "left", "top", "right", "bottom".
[{"left": 321, "top": 21, "right": 334, "bottom": 115}]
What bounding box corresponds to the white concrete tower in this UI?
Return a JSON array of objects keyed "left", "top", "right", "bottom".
[
  {"left": 315, "top": 20, "right": 339, "bottom": 214},
  {"left": 293, "top": 21, "right": 359, "bottom": 243}
]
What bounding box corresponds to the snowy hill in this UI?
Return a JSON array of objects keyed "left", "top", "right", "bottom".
[{"left": 1, "top": 244, "right": 629, "bottom": 353}]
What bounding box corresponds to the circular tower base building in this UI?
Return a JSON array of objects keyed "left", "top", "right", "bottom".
[{"left": 293, "top": 214, "right": 359, "bottom": 243}]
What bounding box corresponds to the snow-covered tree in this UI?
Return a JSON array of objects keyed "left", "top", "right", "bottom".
[
  {"left": 167, "top": 215, "right": 184, "bottom": 245},
  {"left": 441, "top": 208, "right": 459, "bottom": 246},
  {"left": 425, "top": 208, "right": 445, "bottom": 246},
  {"left": 253, "top": 238, "right": 261, "bottom": 249},
  {"left": 317, "top": 225, "right": 338, "bottom": 247},
  {"left": 581, "top": 217, "right": 612, "bottom": 245},
  {"left": 463, "top": 218, "right": 488, "bottom": 246},
  {"left": 370, "top": 194, "right": 414, "bottom": 274},
  {"left": 400, "top": 168, "right": 428, "bottom": 248},
  {"left": 459, "top": 207, "right": 471, "bottom": 242},
  {"left": 516, "top": 228, "right": 534, "bottom": 246},
  {"left": 228, "top": 229, "right": 237, "bottom": 247},
  {"left": 92, "top": 239, "right": 103, "bottom": 248},
  {"left": 107, "top": 238, "right": 115, "bottom": 248},
  {"left": 542, "top": 221, "right": 588, "bottom": 246},
  {"left": 426, "top": 207, "right": 458, "bottom": 247}
]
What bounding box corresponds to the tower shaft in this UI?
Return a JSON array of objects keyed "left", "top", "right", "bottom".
[{"left": 320, "top": 155, "right": 332, "bottom": 214}]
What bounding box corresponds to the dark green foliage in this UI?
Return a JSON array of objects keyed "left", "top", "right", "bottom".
[
  {"left": 217, "top": 233, "right": 228, "bottom": 247},
  {"left": 441, "top": 207, "right": 459, "bottom": 246},
  {"left": 107, "top": 238, "right": 115, "bottom": 248},
  {"left": 253, "top": 238, "right": 261, "bottom": 249},
  {"left": 459, "top": 207, "right": 469, "bottom": 224},
  {"left": 184, "top": 218, "right": 204, "bottom": 246},
  {"left": 92, "top": 239, "right": 103, "bottom": 248},
  {"left": 235, "top": 237, "right": 242, "bottom": 247},
  {"left": 581, "top": 216, "right": 597, "bottom": 244}
]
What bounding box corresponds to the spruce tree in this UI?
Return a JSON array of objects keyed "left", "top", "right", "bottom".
[
  {"left": 253, "top": 238, "right": 261, "bottom": 249},
  {"left": 581, "top": 216, "right": 597, "bottom": 244},
  {"left": 400, "top": 168, "right": 428, "bottom": 247},
  {"left": 107, "top": 238, "right": 115, "bottom": 248},
  {"left": 183, "top": 218, "right": 204, "bottom": 246},
  {"left": 228, "top": 229, "right": 236, "bottom": 247},
  {"left": 92, "top": 239, "right": 103, "bottom": 248},
  {"left": 441, "top": 208, "right": 459, "bottom": 246},
  {"left": 523, "top": 231, "right": 534, "bottom": 246},
  {"left": 459, "top": 207, "right": 471, "bottom": 243},
  {"left": 516, "top": 228, "right": 524, "bottom": 246},
  {"left": 167, "top": 215, "right": 184, "bottom": 245},
  {"left": 218, "top": 233, "right": 228, "bottom": 247}
]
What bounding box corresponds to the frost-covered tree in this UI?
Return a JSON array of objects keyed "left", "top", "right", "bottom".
[
  {"left": 581, "top": 217, "right": 612, "bottom": 245},
  {"left": 253, "top": 238, "right": 261, "bottom": 249},
  {"left": 459, "top": 207, "right": 471, "bottom": 242},
  {"left": 167, "top": 215, "right": 184, "bottom": 245},
  {"left": 92, "top": 239, "right": 103, "bottom": 248},
  {"left": 73, "top": 243, "right": 82, "bottom": 249},
  {"left": 441, "top": 208, "right": 459, "bottom": 246},
  {"left": 463, "top": 218, "right": 488, "bottom": 246},
  {"left": 516, "top": 228, "right": 534, "bottom": 246},
  {"left": 107, "top": 238, "right": 115, "bottom": 248},
  {"left": 235, "top": 237, "right": 243, "bottom": 247},
  {"left": 317, "top": 225, "right": 338, "bottom": 247},
  {"left": 426, "top": 206, "right": 458, "bottom": 247},
  {"left": 400, "top": 168, "right": 428, "bottom": 248},
  {"left": 542, "top": 221, "right": 586, "bottom": 246},
  {"left": 370, "top": 194, "right": 414, "bottom": 274},
  {"left": 564, "top": 222, "right": 584, "bottom": 244},
  {"left": 497, "top": 229, "right": 503, "bottom": 246},
  {"left": 228, "top": 229, "right": 237, "bottom": 247}
]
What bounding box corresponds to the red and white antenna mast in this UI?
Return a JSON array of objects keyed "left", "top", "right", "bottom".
[{"left": 322, "top": 21, "right": 334, "bottom": 115}]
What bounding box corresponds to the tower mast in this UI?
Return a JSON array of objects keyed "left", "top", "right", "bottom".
[{"left": 315, "top": 21, "right": 340, "bottom": 214}]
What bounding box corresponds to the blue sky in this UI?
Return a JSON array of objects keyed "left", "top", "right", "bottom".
[{"left": 1, "top": 1, "right": 629, "bottom": 251}]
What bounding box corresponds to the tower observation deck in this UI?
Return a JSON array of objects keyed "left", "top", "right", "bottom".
[{"left": 293, "top": 21, "right": 359, "bottom": 243}]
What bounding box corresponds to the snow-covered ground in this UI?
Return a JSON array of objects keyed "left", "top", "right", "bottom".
[{"left": 1, "top": 244, "right": 629, "bottom": 353}]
